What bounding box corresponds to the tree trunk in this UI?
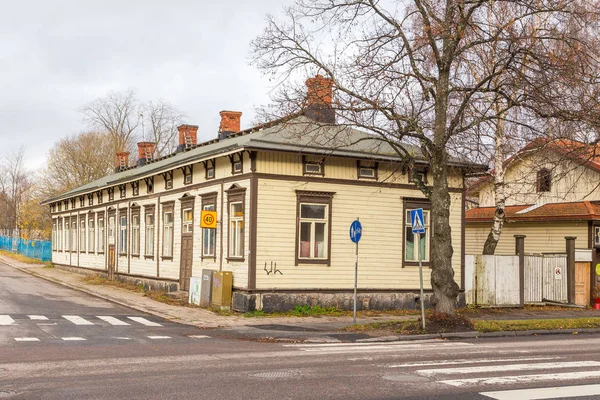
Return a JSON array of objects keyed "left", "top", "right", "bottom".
[
  {"left": 429, "top": 69, "right": 460, "bottom": 316},
  {"left": 482, "top": 106, "right": 506, "bottom": 255}
]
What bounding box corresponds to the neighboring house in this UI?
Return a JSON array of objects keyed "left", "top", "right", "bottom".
[
  {"left": 43, "top": 75, "right": 474, "bottom": 312},
  {"left": 465, "top": 139, "right": 600, "bottom": 305}
]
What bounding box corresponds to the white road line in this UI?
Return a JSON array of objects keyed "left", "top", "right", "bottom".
[
  {"left": 0, "top": 315, "right": 16, "bottom": 325},
  {"left": 147, "top": 336, "right": 171, "bottom": 340},
  {"left": 63, "top": 315, "right": 94, "bottom": 326},
  {"left": 283, "top": 339, "right": 445, "bottom": 347},
  {"left": 14, "top": 337, "right": 40, "bottom": 342},
  {"left": 481, "top": 383, "right": 600, "bottom": 400},
  {"left": 441, "top": 370, "right": 600, "bottom": 387},
  {"left": 293, "top": 342, "right": 473, "bottom": 354},
  {"left": 128, "top": 317, "right": 162, "bottom": 327},
  {"left": 97, "top": 316, "right": 130, "bottom": 326},
  {"left": 417, "top": 361, "right": 600, "bottom": 376},
  {"left": 28, "top": 315, "right": 48, "bottom": 320},
  {"left": 189, "top": 335, "right": 211, "bottom": 339},
  {"left": 62, "top": 337, "right": 86, "bottom": 341},
  {"left": 386, "top": 356, "right": 561, "bottom": 368},
  {"left": 113, "top": 337, "right": 132, "bottom": 340}
]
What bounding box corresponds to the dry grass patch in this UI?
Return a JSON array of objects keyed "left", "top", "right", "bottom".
[
  {"left": 475, "top": 318, "right": 600, "bottom": 332},
  {"left": 0, "top": 250, "right": 48, "bottom": 265},
  {"left": 82, "top": 275, "right": 145, "bottom": 292}
]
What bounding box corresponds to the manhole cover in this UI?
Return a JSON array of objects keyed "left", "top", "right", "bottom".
[
  {"left": 251, "top": 371, "right": 299, "bottom": 379},
  {"left": 0, "top": 391, "right": 18, "bottom": 398},
  {"left": 382, "top": 374, "right": 430, "bottom": 383}
]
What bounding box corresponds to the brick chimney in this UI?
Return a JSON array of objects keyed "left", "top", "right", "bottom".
[
  {"left": 115, "top": 151, "right": 130, "bottom": 173},
  {"left": 219, "top": 111, "right": 242, "bottom": 140},
  {"left": 177, "top": 124, "right": 198, "bottom": 152},
  {"left": 137, "top": 142, "right": 155, "bottom": 166},
  {"left": 305, "top": 74, "right": 335, "bottom": 124}
]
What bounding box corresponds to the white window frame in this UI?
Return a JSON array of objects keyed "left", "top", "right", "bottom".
[
  {"left": 80, "top": 219, "right": 86, "bottom": 252},
  {"left": 298, "top": 203, "right": 328, "bottom": 261},
  {"left": 88, "top": 217, "right": 95, "bottom": 253},
  {"left": 52, "top": 221, "right": 57, "bottom": 251},
  {"left": 57, "top": 220, "right": 62, "bottom": 251},
  {"left": 98, "top": 217, "right": 105, "bottom": 253},
  {"left": 163, "top": 210, "right": 173, "bottom": 257},
  {"left": 131, "top": 213, "right": 140, "bottom": 255},
  {"left": 202, "top": 204, "right": 216, "bottom": 257},
  {"left": 145, "top": 213, "right": 154, "bottom": 257},
  {"left": 182, "top": 208, "right": 193, "bottom": 234},
  {"left": 404, "top": 209, "right": 430, "bottom": 262},
  {"left": 229, "top": 201, "right": 244, "bottom": 258},
  {"left": 71, "top": 220, "right": 77, "bottom": 252},
  {"left": 119, "top": 215, "right": 127, "bottom": 254}
]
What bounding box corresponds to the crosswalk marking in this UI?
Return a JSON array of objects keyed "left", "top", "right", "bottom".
[
  {"left": 386, "top": 356, "right": 561, "bottom": 368},
  {"left": 441, "top": 370, "right": 600, "bottom": 387},
  {"left": 14, "top": 337, "right": 40, "bottom": 342},
  {"left": 62, "top": 337, "right": 86, "bottom": 341},
  {"left": 128, "top": 317, "right": 162, "bottom": 327},
  {"left": 0, "top": 315, "right": 16, "bottom": 325},
  {"left": 63, "top": 315, "right": 94, "bottom": 326},
  {"left": 147, "top": 336, "right": 171, "bottom": 340},
  {"left": 28, "top": 315, "right": 48, "bottom": 320},
  {"left": 97, "top": 316, "right": 130, "bottom": 326},
  {"left": 481, "top": 384, "right": 600, "bottom": 399},
  {"left": 417, "top": 361, "right": 600, "bottom": 376}
]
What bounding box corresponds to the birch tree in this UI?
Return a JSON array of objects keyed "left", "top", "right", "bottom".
[{"left": 252, "top": 0, "right": 600, "bottom": 314}]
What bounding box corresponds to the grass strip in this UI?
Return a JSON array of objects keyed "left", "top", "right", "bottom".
[
  {"left": 474, "top": 317, "right": 600, "bottom": 332},
  {"left": 0, "top": 250, "right": 49, "bottom": 265}
]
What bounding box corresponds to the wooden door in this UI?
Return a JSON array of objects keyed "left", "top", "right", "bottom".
[
  {"left": 108, "top": 245, "right": 115, "bottom": 280},
  {"left": 575, "top": 262, "right": 591, "bottom": 306},
  {"left": 180, "top": 236, "right": 193, "bottom": 291}
]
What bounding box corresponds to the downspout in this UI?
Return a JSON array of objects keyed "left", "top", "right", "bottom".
[
  {"left": 128, "top": 200, "right": 131, "bottom": 274},
  {"left": 157, "top": 194, "right": 161, "bottom": 278},
  {"left": 105, "top": 204, "right": 108, "bottom": 272},
  {"left": 219, "top": 180, "right": 224, "bottom": 272}
]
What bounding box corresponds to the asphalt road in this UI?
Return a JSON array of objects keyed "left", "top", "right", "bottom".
[{"left": 3, "top": 262, "right": 600, "bottom": 399}]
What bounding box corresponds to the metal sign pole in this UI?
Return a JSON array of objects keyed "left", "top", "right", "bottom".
[
  {"left": 417, "top": 232, "right": 426, "bottom": 330},
  {"left": 354, "top": 217, "right": 359, "bottom": 325}
]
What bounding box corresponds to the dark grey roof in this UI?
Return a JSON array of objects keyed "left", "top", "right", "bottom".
[{"left": 42, "top": 116, "right": 476, "bottom": 204}]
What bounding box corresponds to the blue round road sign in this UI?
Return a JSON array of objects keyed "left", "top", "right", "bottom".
[{"left": 349, "top": 220, "right": 362, "bottom": 243}]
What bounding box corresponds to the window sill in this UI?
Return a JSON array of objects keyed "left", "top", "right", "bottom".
[
  {"left": 144, "top": 255, "right": 154, "bottom": 260},
  {"left": 302, "top": 172, "right": 325, "bottom": 177},
  {"left": 403, "top": 261, "right": 431, "bottom": 268},
  {"left": 161, "top": 256, "right": 173, "bottom": 261},
  {"left": 202, "top": 256, "right": 217, "bottom": 261},
  {"left": 358, "top": 176, "right": 377, "bottom": 180},
  {"left": 98, "top": 252, "right": 104, "bottom": 255},
  {"left": 296, "top": 259, "right": 330, "bottom": 266},
  {"left": 131, "top": 254, "right": 140, "bottom": 259},
  {"left": 226, "top": 257, "right": 245, "bottom": 263},
  {"left": 119, "top": 253, "right": 127, "bottom": 257}
]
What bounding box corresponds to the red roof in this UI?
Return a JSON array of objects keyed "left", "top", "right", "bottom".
[
  {"left": 468, "top": 138, "right": 600, "bottom": 194},
  {"left": 466, "top": 201, "right": 600, "bottom": 222}
]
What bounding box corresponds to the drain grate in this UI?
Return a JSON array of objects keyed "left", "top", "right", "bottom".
[{"left": 251, "top": 371, "right": 299, "bottom": 379}]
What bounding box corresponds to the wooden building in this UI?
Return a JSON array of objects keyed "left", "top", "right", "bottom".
[{"left": 43, "top": 75, "right": 473, "bottom": 312}]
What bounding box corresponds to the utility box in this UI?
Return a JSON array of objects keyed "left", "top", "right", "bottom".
[
  {"left": 188, "top": 277, "right": 202, "bottom": 306},
  {"left": 200, "top": 269, "right": 214, "bottom": 307},
  {"left": 212, "top": 271, "right": 233, "bottom": 308}
]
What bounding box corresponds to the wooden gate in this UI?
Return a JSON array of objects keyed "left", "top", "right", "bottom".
[
  {"left": 575, "top": 262, "right": 591, "bottom": 306},
  {"left": 108, "top": 245, "right": 115, "bottom": 280}
]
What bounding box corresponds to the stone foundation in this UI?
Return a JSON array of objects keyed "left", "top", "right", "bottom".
[
  {"left": 232, "top": 291, "right": 466, "bottom": 313},
  {"left": 54, "top": 264, "right": 179, "bottom": 293}
]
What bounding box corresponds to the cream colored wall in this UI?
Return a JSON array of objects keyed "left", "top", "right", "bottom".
[
  {"left": 255, "top": 178, "right": 463, "bottom": 290},
  {"left": 465, "top": 221, "right": 589, "bottom": 255},
  {"left": 477, "top": 153, "right": 600, "bottom": 207}
]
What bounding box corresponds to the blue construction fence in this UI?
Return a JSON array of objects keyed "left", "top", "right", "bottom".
[{"left": 0, "top": 236, "right": 52, "bottom": 262}]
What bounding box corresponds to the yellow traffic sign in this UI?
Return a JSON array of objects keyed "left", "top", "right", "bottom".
[{"left": 201, "top": 210, "right": 217, "bottom": 228}]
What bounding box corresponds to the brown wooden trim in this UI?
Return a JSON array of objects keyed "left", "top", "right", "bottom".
[
  {"left": 161, "top": 170, "right": 174, "bottom": 190},
  {"left": 226, "top": 257, "right": 246, "bottom": 262},
  {"left": 161, "top": 256, "right": 173, "bottom": 261},
  {"left": 401, "top": 198, "right": 432, "bottom": 268},
  {"left": 295, "top": 190, "right": 334, "bottom": 266},
  {"left": 203, "top": 159, "right": 216, "bottom": 180},
  {"left": 130, "top": 207, "right": 141, "bottom": 257},
  {"left": 181, "top": 164, "right": 193, "bottom": 185},
  {"left": 357, "top": 160, "right": 378, "bottom": 180},
  {"left": 248, "top": 175, "right": 258, "bottom": 289},
  {"left": 144, "top": 176, "right": 154, "bottom": 194},
  {"left": 249, "top": 151, "right": 257, "bottom": 173},
  {"left": 589, "top": 221, "right": 596, "bottom": 305},
  {"left": 200, "top": 192, "right": 218, "bottom": 259},
  {"left": 229, "top": 152, "right": 244, "bottom": 175},
  {"left": 226, "top": 185, "right": 247, "bottom": 261}
]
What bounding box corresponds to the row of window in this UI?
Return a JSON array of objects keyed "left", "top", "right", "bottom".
[{"left": 51, "top": 193, "right": 430, "bottom": 264}]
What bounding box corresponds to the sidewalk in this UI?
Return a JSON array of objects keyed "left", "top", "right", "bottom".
[{"left": 4, "top": 255, "right": 600, "bottom": 342}]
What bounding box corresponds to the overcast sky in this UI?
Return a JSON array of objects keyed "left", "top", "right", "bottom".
[{"left": 0, "top": 0, "right": 291, "bottom": 170}]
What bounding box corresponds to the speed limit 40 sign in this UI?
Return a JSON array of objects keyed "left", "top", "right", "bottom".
[{"left": 200, "top": 210, "right": 217, "bottom": 228}]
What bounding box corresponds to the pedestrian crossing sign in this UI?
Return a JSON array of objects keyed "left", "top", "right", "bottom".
[{"left": 410, "top": 208, "right": 425, "bottom": 234}]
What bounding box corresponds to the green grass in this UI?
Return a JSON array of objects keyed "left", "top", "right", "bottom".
[{"left": 474, "top": 318, "right": 600, "bottom": 332}]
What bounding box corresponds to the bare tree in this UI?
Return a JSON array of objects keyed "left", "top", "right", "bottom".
[
  {"left": 81, "top": 90, "right": 140, "bottom": 155},
  {"left": 252, "top": 1, "right": 600, "bottom": 314},
  {"left": 0, "top": 148, "right": 30, "bottom": 237},
  {"left": 41, "top": 131, "right": 114, "bottom": 198},
  {"left": 142, "top": 99, "right": 186, "bottom": 157}
]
